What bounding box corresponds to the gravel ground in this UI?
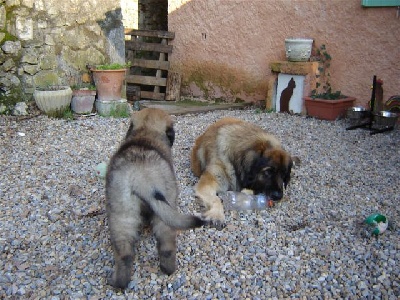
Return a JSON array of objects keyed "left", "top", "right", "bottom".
[{"left": 0, "top": 108, "right": 399, "bottom": 299}]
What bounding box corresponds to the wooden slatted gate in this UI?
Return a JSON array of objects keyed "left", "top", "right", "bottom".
[{"left": 125, "top": 29, "right": 179, "bottom": 101}]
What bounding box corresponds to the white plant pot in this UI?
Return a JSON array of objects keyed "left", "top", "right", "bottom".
[
  {"left": 33, "top": 85, "right": 72, "bottom": 116},
  {"left": 285, "top": 38, "right": 313, "bottom": 62}
]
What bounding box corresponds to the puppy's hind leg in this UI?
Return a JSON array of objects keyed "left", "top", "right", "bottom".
[
  {"left": 152, "top": 216, "right": 177, "bottom": 275},
  {"left": 108, "top": 216, "right": 140, "bottom": 289}
]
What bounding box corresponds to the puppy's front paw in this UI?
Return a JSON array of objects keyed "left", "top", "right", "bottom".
[{"left": 202, "top": 208, "right": 226, "bottom": 230}]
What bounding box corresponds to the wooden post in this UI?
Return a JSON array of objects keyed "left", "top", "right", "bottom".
[
  {"left": 154, "top": 38, "right": 167, "bottom": 94},
  {"left": 166, "top": 72, "right": 182, "bottom": 101}
]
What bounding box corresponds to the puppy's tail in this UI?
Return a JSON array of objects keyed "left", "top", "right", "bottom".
[{"left": 145, "top": 190, "right": 207, "bottom": 230}]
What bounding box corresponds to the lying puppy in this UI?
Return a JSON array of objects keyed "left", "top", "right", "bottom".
[
  {"left": 191, "top": 117, "right": 294, "bottom": 229},
  {"left": 106, "top": 108, "right": 207, "bottom": 289}
]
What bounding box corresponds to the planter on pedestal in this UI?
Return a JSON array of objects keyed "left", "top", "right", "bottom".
[
  {"left": 90, "top": 63, "right": 129, "bottom": 117},
  {"left": 91, "top": 69, "right": 127, "bottom": 101},
  {"left": 304, "top": 96, "right": 356, "bottom": 121},
  {"left": 285, "top": 38, "right": 313, "bottom": 62}
]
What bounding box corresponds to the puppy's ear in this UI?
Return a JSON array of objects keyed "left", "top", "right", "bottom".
[
  {"left": 166, "top": 126, "right": 175, "bottom": 146},
  {"left": 125, "top": 111, "right": 139, "bottom": 139}
]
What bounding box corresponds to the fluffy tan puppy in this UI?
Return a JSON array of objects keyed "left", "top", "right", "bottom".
[
  {"left": 191, "top": 117, "right": 294, "bottom": 229},
  {"left": 106, "top": 108, "right": 207, "bottom": 289}
]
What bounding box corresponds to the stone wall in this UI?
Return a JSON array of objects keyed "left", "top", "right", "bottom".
[{"left": 0, "top": 0, "right": 130, "bottom": 113}]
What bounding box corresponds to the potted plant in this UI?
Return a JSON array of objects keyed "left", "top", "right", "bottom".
[
  {"left": 71, "top": 83, "right": 97, "bottom": 115},
  {"left": 303, "top": 44, "right": 356, "bottom": 120},
  {"left": 89, "top": 62, "right": 131, "bottom": 116},
  {"left": 33, "top": 84, "right": 72, "bottom": 117},
  {"left": 90, "top": 63, "right": 130, "bottom": 101}
]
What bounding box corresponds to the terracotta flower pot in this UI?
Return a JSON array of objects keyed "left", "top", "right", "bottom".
[
  {"left": 92, "top": 69, "right": 126, "bottom": 101},
  {"left": 304, "top": 96, "right": 356, "bottom": 121},
  {"left": 71, "top": 89, "right": 97, "bottom": 114}
]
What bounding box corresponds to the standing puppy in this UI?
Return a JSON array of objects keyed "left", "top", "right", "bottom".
[{"left": 106, "top": 108, "right": 206, "bottom": 289}]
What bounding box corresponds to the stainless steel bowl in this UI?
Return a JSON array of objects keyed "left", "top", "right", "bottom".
[
  {"left": 346, "top": 106, "right": 369, "bottom": 119},
  {"left": 374, "top": 111, "right": 399, "bottom": 127}
]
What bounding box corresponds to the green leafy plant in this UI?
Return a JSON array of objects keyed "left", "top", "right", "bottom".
[
  {"left": 264, "top": 108, "right": 275, "bottom": 113},
  {"left": 67, "top": 72, "right": 95, "bottom": 90},
  {"left": 62, "top": 108, "right": 74, "bottom": 120},
  {"left": 35, "top": 85, "right": 69, "bottom": 91},
  {"left": 45, "top": 107, "right": 73, "bottom": 119},
  {"left": 105, "top": 106, "right": 130, "bottom": 118},
  {"left": 311, "top": 44, "right": 346, "bottom": 100},
  {"left": 71, "top": 83, "right": 96, "bottom": 90},
  {"left": 94, "top": 62, "right": 131, "bottom": 70},
  {"left": 253, "top": 108, "right": 275, "bottom": 114}
]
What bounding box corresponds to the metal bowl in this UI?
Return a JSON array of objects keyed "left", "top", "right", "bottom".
[
  {"left": 374, "top": 111, "right": 399, "bottom": 127},
  {"left": 346, "top": 106, "right": 369, "bottom": 119}
]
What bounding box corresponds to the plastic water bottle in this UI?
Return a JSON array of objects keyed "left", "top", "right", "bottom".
[{"left": 219, "top": 191, "right": 270, "bottom": 211}]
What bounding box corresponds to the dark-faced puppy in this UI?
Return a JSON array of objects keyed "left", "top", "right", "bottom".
[
  {"left": 191, "top": 117, "right": 294, "bottom": 229},
  {"left": 245, "top": 149, "right": 293, "bottom": 200},
  {"left": 106, "top": 108, "right": 206, "bottom": 289}
]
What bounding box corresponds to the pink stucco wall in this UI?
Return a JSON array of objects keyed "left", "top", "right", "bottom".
[{"left": 168, "top": 0, "right": 400, "bottom": 107}]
